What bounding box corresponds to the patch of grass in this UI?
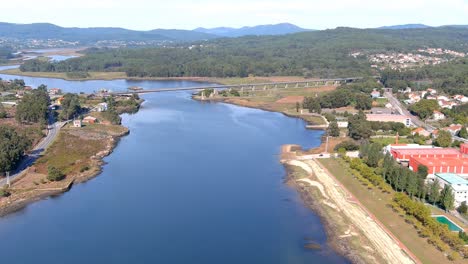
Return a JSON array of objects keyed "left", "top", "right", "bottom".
[
  {"left": 318, "top": 158, "right": 463, "bottom": 264},
  {"left": 370, "top": 137, "right": 412, "bottom": 146},
  {"left": 35, "top": 131, "right": 106, "bottom": 175}
]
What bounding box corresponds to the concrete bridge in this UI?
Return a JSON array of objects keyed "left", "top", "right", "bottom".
[{"left": 108, "top": 77, "right": 367, "bottom": 96}]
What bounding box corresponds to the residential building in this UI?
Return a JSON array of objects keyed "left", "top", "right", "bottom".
[
  {"left": 432, "top": 110, "right": 445, "bottom": 120},
  {"left": 83, "top": 116, "right": 97, "bottom": 124},
  {"left": 370, "top": 89, "right": 381, "bottom": 98},
  {"left": 411, "top": 127, "right": 431, "bottom": 137},
  {"left": 434, "top": 173, "right": 468, "bottom": 206},
  {"left": 443, "top": 124, "right": 463, "bottom": 136},
  {"left": 96, "top": 102, "right": 108, "bottom": 112},
  {"left": 73, "top": 120, "right": 82, "bottom": 128},
  {"left": 49, "top": 88, "right": 62, "bottom": 95}
]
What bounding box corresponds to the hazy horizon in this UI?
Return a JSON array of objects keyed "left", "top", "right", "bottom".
[{"left": 2, "top": 0, "right": 467, "bottom": 31}]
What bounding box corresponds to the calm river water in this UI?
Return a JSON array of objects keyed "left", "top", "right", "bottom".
[{"left": 0, "top": 68, "right": 348, "bottom": 263}]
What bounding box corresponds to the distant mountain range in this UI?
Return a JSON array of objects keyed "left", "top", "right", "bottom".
[
  {"left": 0, "top": 22, "right": 312, "bottom": 44},
  {"left": 193, "top": 23, "right": 312, "bottom": 37},
  {"left": 377, "top": 24, "right": 468, "bottom": 30},
  {"left": 378, "top": 24, "right": 431, "bottom": 30},
  {"left": 1, "top": 22, "right": 468, "bottom": 46},
  {"left": 0, "top": 22, "right": 217, "bottom": 43}
]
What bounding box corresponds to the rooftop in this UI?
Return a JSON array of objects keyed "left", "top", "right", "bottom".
[
  {"left": 411, "top": 157, "right": 468, "bottom": 167},
  {"left": 393, "top": 148, "right": 461, "bottom": 156},
  {"left": 435, "top": 173, "right": 468, "bottom": 186}
]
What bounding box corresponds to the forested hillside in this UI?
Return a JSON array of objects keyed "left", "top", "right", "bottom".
[
  {"left": 381, "top": 59, "right": 468, "bottom": 95},
  {"left": 19, "top": 27, "right": 468, "bottom": 78}
]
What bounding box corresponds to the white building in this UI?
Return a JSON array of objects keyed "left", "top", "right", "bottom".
[
  {"left": 73, "top": 119, "right": 82, "bottom": 128},
  {"left": 96, "top": 102, "right": 108, "bottom": 112},
  {"left": 432, "top": 110, "right": 445, "bottom": 120},
  {"left": 435, "top": 173, "right": 468, "bottom": 207}
]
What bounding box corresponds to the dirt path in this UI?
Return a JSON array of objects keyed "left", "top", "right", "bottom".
[{"left": 289, "top": 159, "right": 415, "bottom": 264}]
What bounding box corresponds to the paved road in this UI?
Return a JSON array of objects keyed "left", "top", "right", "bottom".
[
  {"left": 384, "top": 92, "right": 467, "bottom": 143},
  {"left": 0, "top": 118, "right": 66, "bottom": 186}
]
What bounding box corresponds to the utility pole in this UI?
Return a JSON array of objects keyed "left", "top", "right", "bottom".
[
  {"left": 325, "top": 135, "right": 329, "bottom": 154},
  {"left": 6, "top": 171, "right": 10, "bottom": 187}
]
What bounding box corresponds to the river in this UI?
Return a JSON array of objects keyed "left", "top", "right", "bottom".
[{"left": 0, "top": 69, "right": 348, "bottom": 263}]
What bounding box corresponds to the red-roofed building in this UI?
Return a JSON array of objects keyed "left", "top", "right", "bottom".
[
  {"left": 443, "top": 124, "right": 463, "bottom": 136},
  {"left": 392, "top": 148, "right": 462, "bottom": 162},
  {"left": 409, "top": 157, "right": 468, "bottom": 176},
  {"left": 411, "top": 127, "right": 430, "bottom": 137},
  {"left": 462, "top": 144, "right": 468, "bottom": 155}
]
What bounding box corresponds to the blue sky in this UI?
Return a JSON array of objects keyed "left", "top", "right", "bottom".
[{"left": 2, "top": 0, "right": 468, "bottom": 30}]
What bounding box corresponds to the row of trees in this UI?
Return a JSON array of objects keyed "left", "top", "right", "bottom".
[
  {"left": 359, "top": 142, "right": 455, "bottom": 211},
  {"left": 344, "top": 154, "right": 465, "bottom": 258}
]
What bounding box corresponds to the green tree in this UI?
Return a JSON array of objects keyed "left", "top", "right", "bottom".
[
  {"left": 328, "top": 121, "right": 340, "bottom": 137},
  {"left": 409, "top": 99, "right": 439, "bottom": 119},
  {"left": 458, "top": 126, "right": 467, "bottom": 139},
  {"left": 354, "top": 94, "right": 372, "bottom": 110},
  {"left": 428, "top": 179, "right": 441, "bottom": 205},
  {"left": 406, "top": 173, "right": 419, "bottom": 198},
  {"left": 0, "top": 126, "right": 31, "bottom": 173},
  {"left": 457, "top": 201, "right": 467, "bottom": 215},
  {"left": 59, "top": 93, "right": 81, "bottom": 120},
  {"left": 440, "top": 185, "right": 455, "bottom": 211},
  {"left": 15, "top": 89, "right": 50, "bottom": 124},
  {"left": 417, "top": 165, "right": 428, "bottom": 179},
  {"left": 303, "top": 97, "right": 321, "bottom": 114},
  {"left": 348, "top": 111, "right": 372, "bottom": 140},
  {"left": 0, "top": 104, "right": 7, "bottom": 118},
  {"left": 435, "top": 130, "right": 452, "bottom": 147},
  {"left": 47, "top": 166, "right": 65, "bottom": 181}
]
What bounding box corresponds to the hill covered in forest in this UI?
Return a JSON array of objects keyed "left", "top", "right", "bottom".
[{"left": 19, "top": 27, "right": 468, "bottom": 79}]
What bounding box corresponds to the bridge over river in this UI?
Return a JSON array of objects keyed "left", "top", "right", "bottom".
[{"left": 108, "top": 77, "right": 368, "bottom": 96}]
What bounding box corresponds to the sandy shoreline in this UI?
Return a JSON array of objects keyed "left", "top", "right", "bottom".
[{"left": 280, "top": 145, "right": 416, "bottom": 264}]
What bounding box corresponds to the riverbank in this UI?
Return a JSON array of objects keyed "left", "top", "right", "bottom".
[
  {"left": 0, "top": 109, "right": 136, "bottom": 217},
  {"left": 0, "top": 68, "right": 321, "bottom": 85},
  {"left": 280, "top": 145, "right": 416, "bottom": 264}
]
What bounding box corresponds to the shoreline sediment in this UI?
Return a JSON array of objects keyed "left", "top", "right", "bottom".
[{"left": 0, "top": 120, "right": 130, "bottom": 217}]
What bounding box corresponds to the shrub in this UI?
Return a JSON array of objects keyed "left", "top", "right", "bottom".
[
  {"left": 334, "top": 140, "right": 359, "bottom": 151},
  {"left": 47, "top": 166, "right": 65, "bottom": 181},
  {"left": 0, "top": 188, "right": 10, "bottom": 197}
]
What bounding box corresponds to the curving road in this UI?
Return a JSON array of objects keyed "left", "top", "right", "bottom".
[{"left": 0, "top": 116, "right": 66, "bottom": 186}]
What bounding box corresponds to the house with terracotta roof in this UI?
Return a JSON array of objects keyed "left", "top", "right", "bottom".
[
  {"left": 83, "top": 116, "right": 97, "bottom": 124},
  {"left": 443, "top": 124, "right": 463, "bottom": 136},
  {"left": 411, "top": 127, "right": 430, "bottom": 137}
]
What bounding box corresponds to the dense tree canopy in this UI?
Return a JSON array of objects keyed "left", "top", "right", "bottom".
[
  {"left": 0, "top": 126, "right": 31, "bottom": 172},
  {"left": 15, "top": 89, "right": 50, "bottom": 124}
]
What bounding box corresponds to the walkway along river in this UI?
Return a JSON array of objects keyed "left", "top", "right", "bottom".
[{"left": 0, "top": 70, "right": 348, "bottom": 263}]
